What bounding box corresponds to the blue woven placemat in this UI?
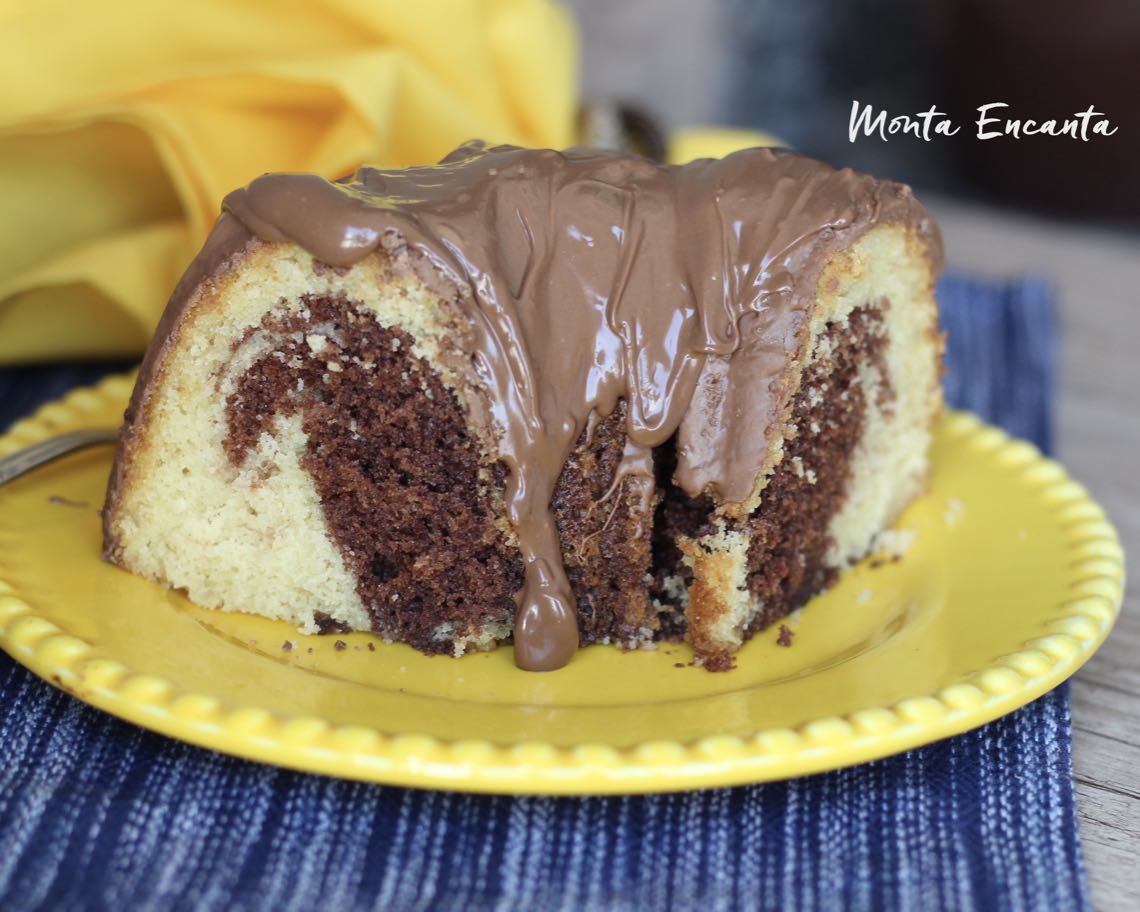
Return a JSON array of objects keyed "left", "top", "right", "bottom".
[{"left": 0, "top": 275, "right": 1087, "bottom": 912}]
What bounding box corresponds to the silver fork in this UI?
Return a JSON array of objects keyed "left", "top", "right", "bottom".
[{"left": 0, "top": 429, "right": 120, "bottom": 486}]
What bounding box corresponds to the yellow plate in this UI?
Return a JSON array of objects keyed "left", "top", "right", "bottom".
[{"left": 0, "top": 375, "right": 1125, "bottom": 794}]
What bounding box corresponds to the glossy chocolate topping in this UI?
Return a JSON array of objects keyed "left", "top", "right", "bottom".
[{"left": 142, "top": 142, "right": 938, "bottom": 671}]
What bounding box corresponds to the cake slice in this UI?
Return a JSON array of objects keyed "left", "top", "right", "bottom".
[{"left": 103, "top": 142, "right": 942, "bottom": 671}]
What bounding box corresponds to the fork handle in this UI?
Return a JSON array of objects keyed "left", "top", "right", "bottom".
[{"left": 0, "top": 429, "right": 120, "bottom": 486}]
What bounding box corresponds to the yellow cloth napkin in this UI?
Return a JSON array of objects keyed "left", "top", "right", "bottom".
[
  {"left": 0, "top": 0, "right": 577, "bottom": 362},
  {"left": 0, "top": 1, "right": 778, "bottom": 364}
]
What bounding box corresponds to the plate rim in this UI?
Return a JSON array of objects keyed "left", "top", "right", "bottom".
[{"left": 0, "top": 374, "right": 1126, "bottom": 795}]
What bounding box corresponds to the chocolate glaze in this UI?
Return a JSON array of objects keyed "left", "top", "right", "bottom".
[{"left": 108, "top": 142, "right": 939, "bottom": 672}]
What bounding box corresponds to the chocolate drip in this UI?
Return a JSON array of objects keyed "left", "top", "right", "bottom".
[{"left": 130, "top": 142, "right": 939, "bottom": 671}]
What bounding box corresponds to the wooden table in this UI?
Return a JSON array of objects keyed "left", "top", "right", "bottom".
[{"left": 930, "top": 198, "right": 1139, "bottom": 910}]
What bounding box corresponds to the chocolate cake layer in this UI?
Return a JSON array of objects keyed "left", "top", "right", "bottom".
[
  {"left": 741, "top": 306, "right": 889, "bottom": 633},
  {"left": 652, "top": 306, "right": 892, "bottom": 669},
  {"left": 551, "top": 403, "right": 656, "bottom": 646},
  {"left": 223, "top": 294, "right": 523, "bottom": 652}
]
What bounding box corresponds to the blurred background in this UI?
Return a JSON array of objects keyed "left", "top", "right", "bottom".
[
  {"left": 2, "top": 0, "right": 1137, "bottom": 370},
  {"left": 570, "top": 0, "right": 1140, "bottom": 221}
]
